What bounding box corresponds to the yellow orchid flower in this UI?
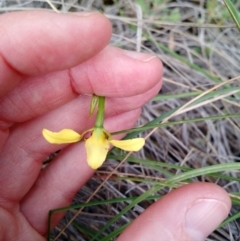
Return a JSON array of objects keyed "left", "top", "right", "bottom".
[
  {"left": 43, "top": 96, "right": 145, "bottom": 169},
  {"left": 85, "top": 128, "right": 145, "bottom": 169},
  {"left": 42, "top": 127, "right": 145, "bottom": 169}
]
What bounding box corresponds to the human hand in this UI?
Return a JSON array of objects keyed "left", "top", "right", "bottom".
[
  {"left": 117, "top": 182, "right": 231, "bottom": 241},
  {"left": 0, "top": 10, "right": 162, "bottom": 240},
  {"left": 0, "top": 11, "right": 230, "bottom": 241}
]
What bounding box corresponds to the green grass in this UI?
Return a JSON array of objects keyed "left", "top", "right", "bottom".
[{"left": 224, "top": 0, "right": 240, "bottom": 30}]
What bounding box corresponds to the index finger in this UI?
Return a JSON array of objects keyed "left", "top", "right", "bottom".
[{"left": 0, "top": 10, "right": 112, "bottom": 96}]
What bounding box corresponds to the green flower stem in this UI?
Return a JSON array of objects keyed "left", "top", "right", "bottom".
[{"left": 95, "top": 96, "right": 105, "bottom": 128}]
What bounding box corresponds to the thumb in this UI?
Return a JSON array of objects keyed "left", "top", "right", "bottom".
[{"left": 117, "top": 182, "right": 231, "bottom": 241}]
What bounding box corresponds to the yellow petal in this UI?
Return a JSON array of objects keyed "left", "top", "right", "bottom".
[
  {"left": 42, "top": 128, "right": 81, "bottom": 144},
  {"left": 85, "top": 128, "right": 110, "bottom": 169},
  {"left": 110, "top": 138, "right": 145, "bottom": 151}
]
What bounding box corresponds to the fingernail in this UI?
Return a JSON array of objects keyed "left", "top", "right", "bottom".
[
  {"left": 72, "top": 11, "right": 98, "bottom": 17},
  {"left": 185, "top": 199, "right": 229, "bottom": 241},
  {"left": 122, "top": 50, "right": 157, "bottom": 62}
]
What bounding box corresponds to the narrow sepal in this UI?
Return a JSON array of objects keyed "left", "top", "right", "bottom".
[
  {"left": 42, "top": 129, "right": 81, "bottom": 144},
  {"left": 110, "top": 138, "right": 145, "bottom": 151}
]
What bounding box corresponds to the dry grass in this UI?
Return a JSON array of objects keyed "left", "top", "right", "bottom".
[{"left": 1, "top": 0, "right": 240, "bottom": 240}]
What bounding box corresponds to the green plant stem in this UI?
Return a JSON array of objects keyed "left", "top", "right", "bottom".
[{"left": 95, "top": 96, "right": 105, "bottom": 128}]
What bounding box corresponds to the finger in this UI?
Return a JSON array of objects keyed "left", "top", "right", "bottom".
[
  {"left": 0, "top": 94, "right": 144, "bottom": 203},
  {"left": 0, "top": 46, "right": 162, "bottom": 129},
  {"left": 0, "top": 129, "right": 8, "bottom": 152},
  {"left": 117, "top": 182, "right": 231, "bottom": 241},
  {"left": 0, "top": 206, "right": 45, "bottom": 241},
  {"left": 0, "top": 79, "right": 160, "bottom": 152},
  {"left": 0, "top": 11, "right": 112, "bottom": 96},
  {"left": 69, "top": 46, "right": 162, "bottom": 97},
  {"left": 20, "top": 109, "right": 141, "bottom": 235}
]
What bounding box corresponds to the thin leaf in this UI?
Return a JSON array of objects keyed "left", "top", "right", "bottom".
[
  {"left": 223, "top": 0, "right": 240, "bottom": 31},
  {"left": 111, "top": 112, "right": 240, "bottom": 135}
]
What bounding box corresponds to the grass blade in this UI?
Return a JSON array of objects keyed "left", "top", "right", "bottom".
[{"left": 223, "top": 0, "right": 240, "bottom": 31}]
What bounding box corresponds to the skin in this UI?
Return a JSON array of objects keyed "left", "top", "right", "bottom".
[{"left": 0, "top": 11, "right": 231, "bottom": 241}]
